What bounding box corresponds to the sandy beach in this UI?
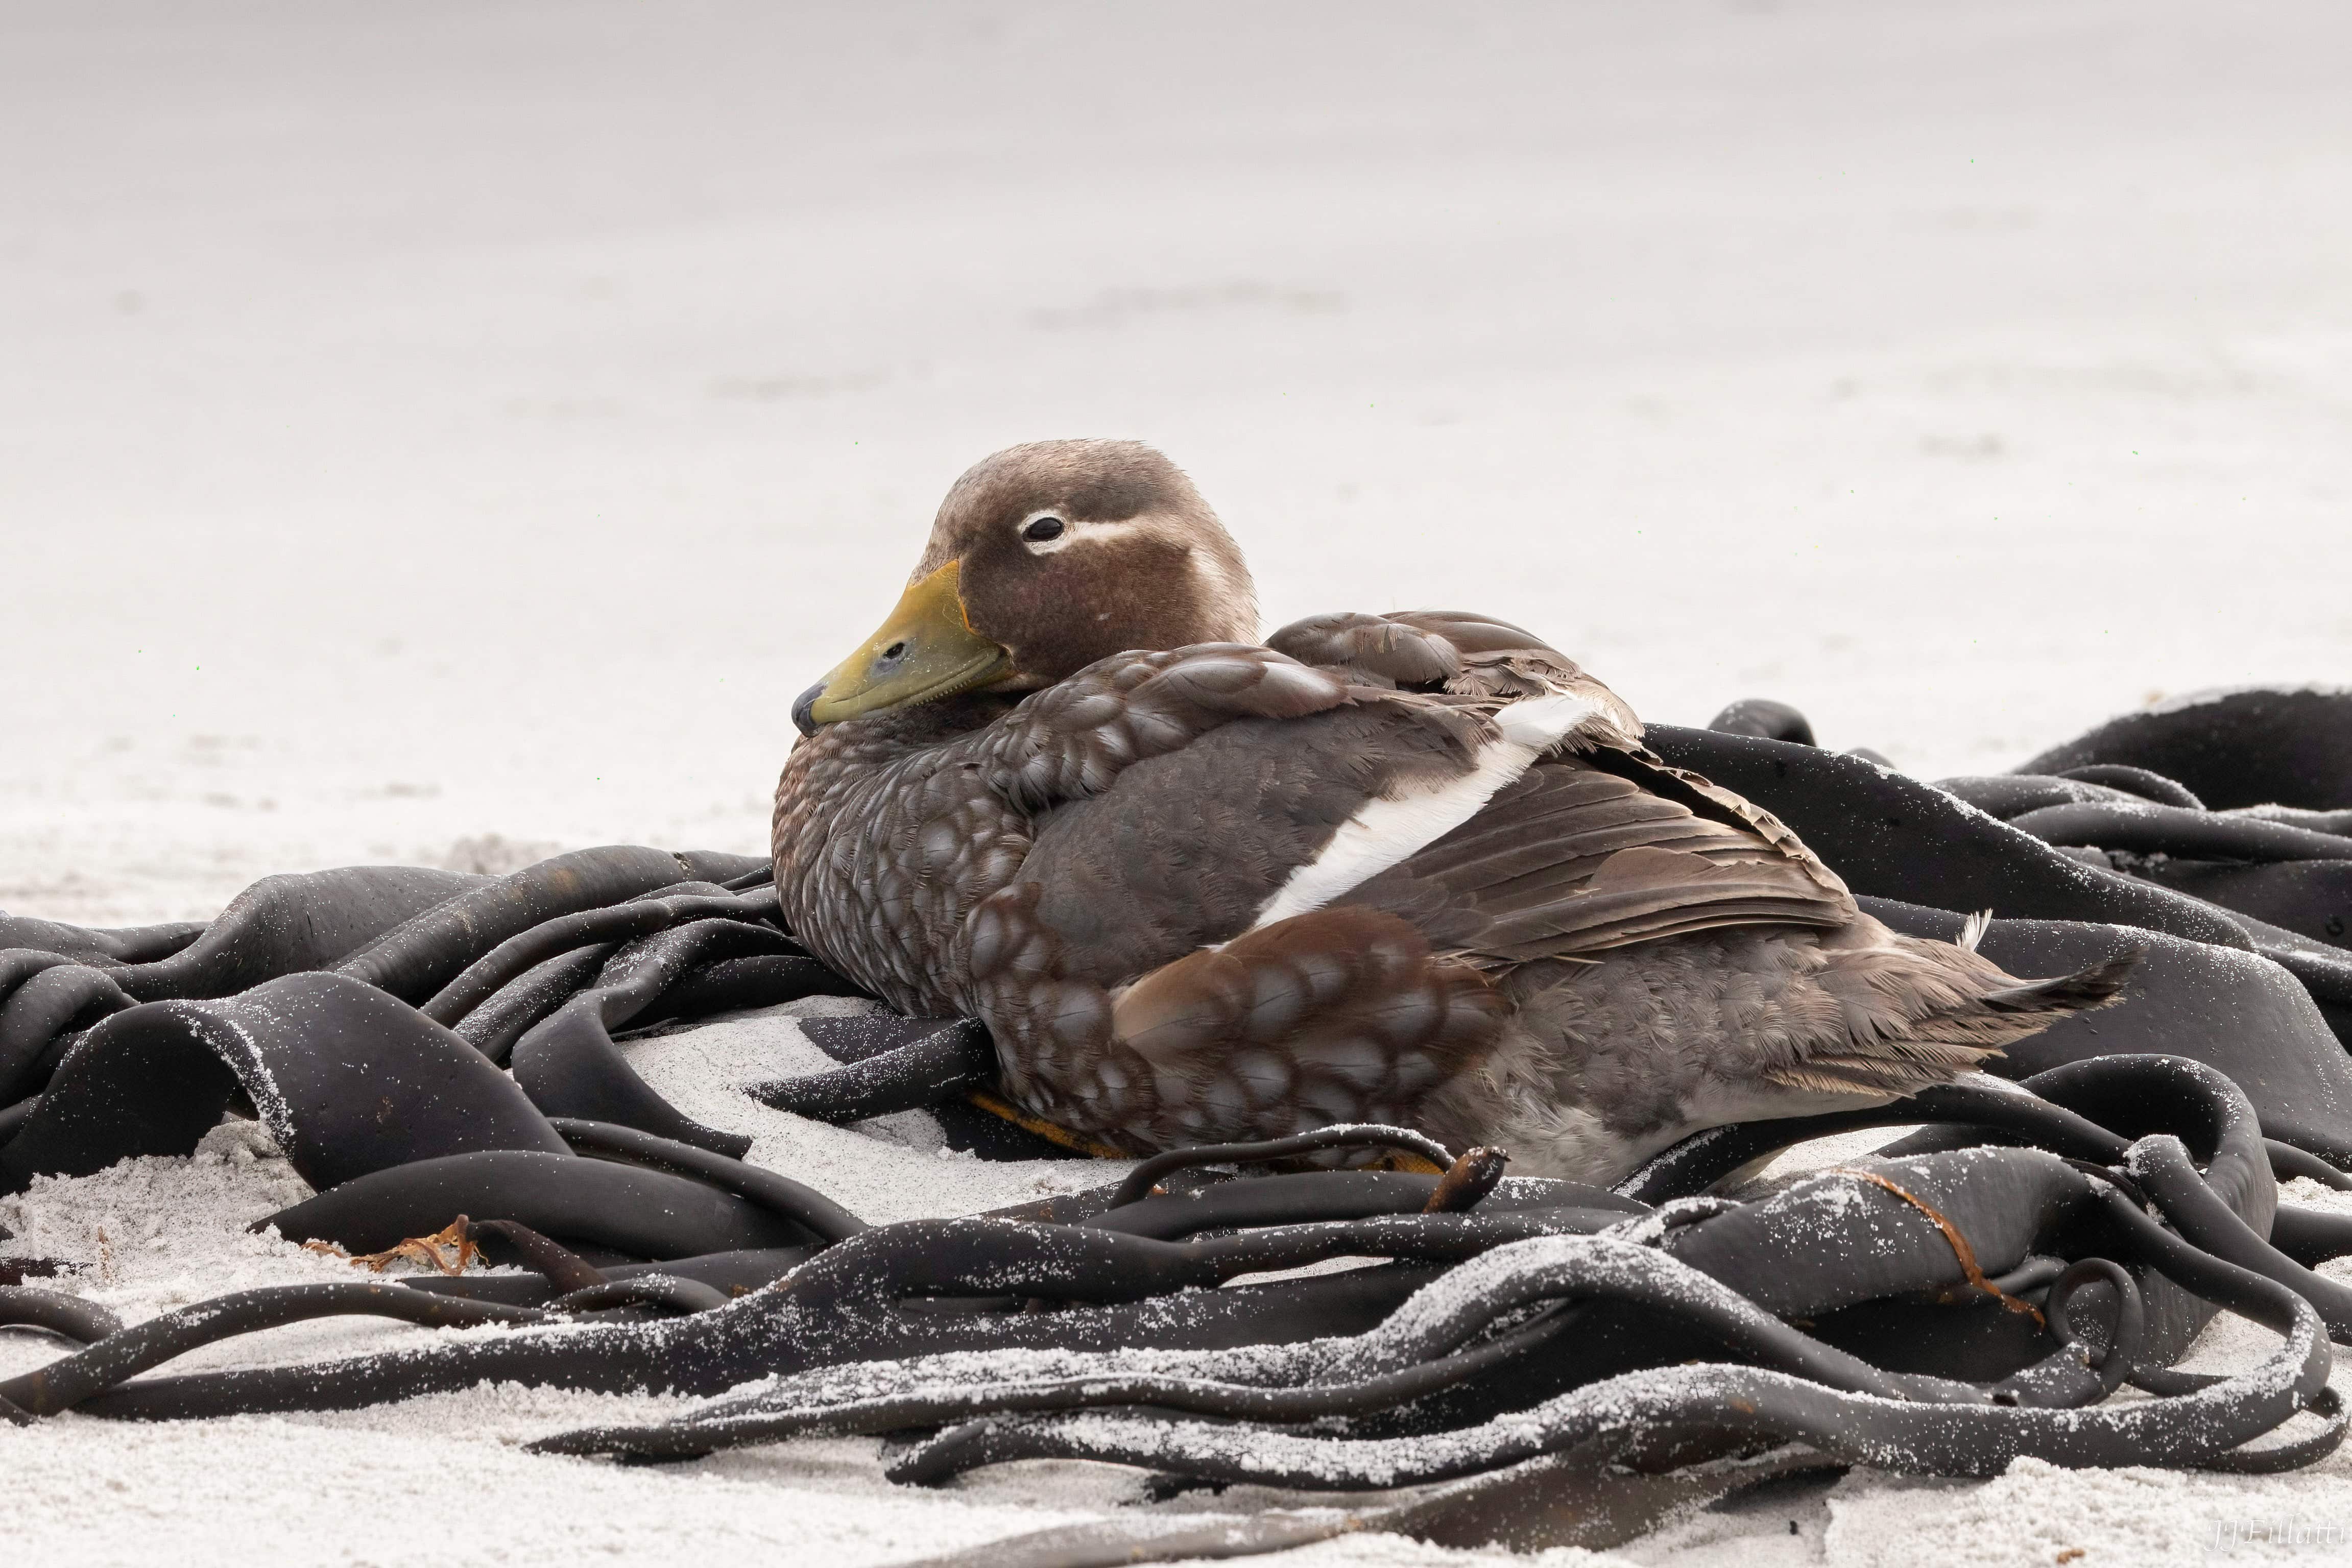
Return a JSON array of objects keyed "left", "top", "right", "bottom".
[{"left": 5, "top": 3, "right": 2351, "bottom": 1562}]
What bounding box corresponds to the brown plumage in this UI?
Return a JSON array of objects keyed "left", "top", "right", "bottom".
[{"left": 773, "top": 440, "right": 2135, "bottom": 1181}]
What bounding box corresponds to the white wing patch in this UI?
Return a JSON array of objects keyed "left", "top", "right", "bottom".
[{"left": 1249, "top": 693, "right": 1599, "bottom": 930}]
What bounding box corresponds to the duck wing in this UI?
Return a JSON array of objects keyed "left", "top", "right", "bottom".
[
  {"left": 1006, "top": 671, "right": 1851, "bottom": 986},
  {"left": 971, "top": 687, "right": 1852, "bottom": 1146},
  {"left": 1264, "top": 607, "right": 1854, "bottom": 960},
  {"left": 1358, "top": 748, "right": 1856, "bottom": 966}
]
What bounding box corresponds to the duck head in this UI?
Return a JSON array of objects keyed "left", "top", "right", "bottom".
[{"left": 794, "top": 440, "right": 1259, "bottom": 734}]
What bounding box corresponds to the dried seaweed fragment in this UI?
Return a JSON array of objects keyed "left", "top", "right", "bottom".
[{"left": 304, "top": 1214, "right": 478, "bottom": 1276}]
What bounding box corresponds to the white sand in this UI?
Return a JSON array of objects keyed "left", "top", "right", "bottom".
[{"left": 6, "top": 0, "right": 2352, "bottom": 1561}]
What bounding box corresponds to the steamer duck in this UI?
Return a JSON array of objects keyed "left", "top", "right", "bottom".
[{"left": 772, "top": 441, "right": 2130, "bottom": 1181}]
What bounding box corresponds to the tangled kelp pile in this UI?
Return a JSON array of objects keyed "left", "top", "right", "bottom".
[{"left": 4, "top": 687, "right": 2352, "bottom": 1563}]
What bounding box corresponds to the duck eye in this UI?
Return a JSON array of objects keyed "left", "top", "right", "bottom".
[{"left": 1021, "top": 516, "right": 1066, "bottom": 543}]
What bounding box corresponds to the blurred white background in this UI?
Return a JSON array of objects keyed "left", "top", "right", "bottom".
[{"left": 4, "top": 0, "right": 2348, "bottom": 923}]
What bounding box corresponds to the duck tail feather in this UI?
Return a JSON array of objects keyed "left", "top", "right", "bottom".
[{"left": 1978, "top": 947, "right": 2142, "bottom": 1015}]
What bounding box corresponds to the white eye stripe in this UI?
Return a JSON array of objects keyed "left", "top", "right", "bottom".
[{"left": 1016, "top": 512, "right": 1165, "bottom": 555}]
